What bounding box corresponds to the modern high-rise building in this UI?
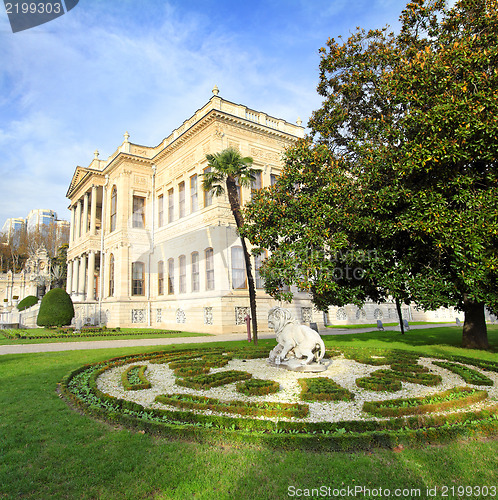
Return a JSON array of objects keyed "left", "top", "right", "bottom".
[{"left": 26, "top": 209, "right": 57, "bottom": 232}]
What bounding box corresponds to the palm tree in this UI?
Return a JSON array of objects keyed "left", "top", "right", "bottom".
[{"left": 202, "top": 147, "right": 260, "bottom": 344}]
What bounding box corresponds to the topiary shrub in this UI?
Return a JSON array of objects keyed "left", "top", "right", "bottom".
[
  {"left": 36, "top": 288, "right": 75, "bottom": 327},
  {"left": 16, "top": 295, "right": 39, "bottom": 311}
]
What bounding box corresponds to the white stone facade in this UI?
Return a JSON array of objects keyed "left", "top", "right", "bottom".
[{"left": 65, "top": 90, "right": 318, "bottom": 334}]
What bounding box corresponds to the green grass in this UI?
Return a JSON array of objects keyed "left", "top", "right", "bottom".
[
  {"left": 1, "top": 328, "right": 497, "bottom": 499},
  {"left": 327, "top": 321, "right": 457, "bottom": 329},
  {"left": 0, "top": 328, "right": 211, "bottom": 345}
]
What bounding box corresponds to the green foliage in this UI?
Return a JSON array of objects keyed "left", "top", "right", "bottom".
[
  {"left": 121, "top": 365, "right": 151, "bottom": 391},
  {"left": 299, "top": 377, "right": 354, "bottom": 402},
  {"left": 16, "top": 295, "right": 38, "bottom": 311},
  {"left": 242, "top": 0, "right": 498, "bottom": 348},
  {"left": 363, "top": 387, "right": 488, "bottom": 417},
  {"left": 236, "top": 378, "right": 280, "bottom": 396},
  {"left": 155, "top": 393, "right": 307, "bottom": 418},
  {"left": 36, "top": 288, "right": 74, "bottom": 327},
  {"left": 176, "top": 370, "right": 252, "bottom": 390},
  {"left": 58, "top": 346, "right": 498, "bottom": 452},
  {"left": 432, "top": 361, "right": 494, "bottom": 386}
]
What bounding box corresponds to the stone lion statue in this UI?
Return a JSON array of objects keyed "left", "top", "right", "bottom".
[{"left": 267, "top": 306, "right": 325, "bottom": 365}]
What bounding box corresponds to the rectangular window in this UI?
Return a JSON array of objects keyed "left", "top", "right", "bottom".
[
  {"left": 110, "top": 186, "right": 117, "bottom": 232},
  {"left": 231, "top": 247, "right": 247, "bottom": 289},
  {"left": 205, "top": 248, "right": 214, "bottom": 291},
  {"left": 168, "top": 258, "right": 174, "bottom": 294},
  {"left": 255, "top": 251, "right": 266, "bottom": 289},
  {"left": 270, "top": 174, "right": 278, "bottom": 186},
  {"left": 191, "top": 252, "right": 199, "bottom": 292},
  {"left": 132, "top": 262, "right": 145, "bottom": 296},
  {"left": 168, "top": 188, "right": 174, "bottom": 223},
  {"left": 203, "top": 167, "right": 213, "bottom": 207},
  {"left": 190, "top": 174, "right": 198, "bottom": 213},
  {"left": 179, "top": 182, "right": 185, "bottom": 218},
  {"left": 132, "top": 196, "right": 145, "bottom": 228},
  {"left": 179, "top": 255, "right": 186, "bottom": 293},
  {"left": 158, "top": 260, "right": 164, "bottom": 295},
  {"left": 109, "top": 254, "right": 115, "bottom": 297},
  {"left": 251, "top": 171, "right": 262, "bottom": 200},
  {"left": 158, "top": 194, "right": 164, "bottom": 227}
]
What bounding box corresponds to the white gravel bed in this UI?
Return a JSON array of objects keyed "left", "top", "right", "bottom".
[{"left": 96, "top": 355, "right": 498, "bottom": 423}]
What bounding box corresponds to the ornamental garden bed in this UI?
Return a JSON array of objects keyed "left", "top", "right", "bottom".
[{"left": 60, "top": 346, "right": 498, "bottom": 451}]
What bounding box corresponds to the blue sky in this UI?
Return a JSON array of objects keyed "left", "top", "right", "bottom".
[{"left": 0, "top": 0, "right": 408, "bottom": 226}]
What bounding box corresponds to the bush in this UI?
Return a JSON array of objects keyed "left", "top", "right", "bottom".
[
  {"left": 36, "top": 288, "right": 75, "bottom": 327},
  {"left": 16, "top": 295, "right": 39, "bottom": 311}
]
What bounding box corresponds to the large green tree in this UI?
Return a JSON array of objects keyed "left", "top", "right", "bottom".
[
  {"left": 244, "top": 0, "right": 498, "bottom": 349},
  {"left": 202, "top": 148, "right": 260, "bottom": 344}
]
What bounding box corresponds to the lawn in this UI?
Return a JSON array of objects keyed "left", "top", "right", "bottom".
[
  {"left": 0, "top": 327, "right": 212, "bottom": 345},
  {"left": 1, "top": 327, "right": 497, "bottom": 499}
]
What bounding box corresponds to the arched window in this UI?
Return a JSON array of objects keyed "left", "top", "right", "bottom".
[
  {"left": 158, "top": 260, "right": 164, "bottom": 295},
  {"left": 132, "top": 262, "right": 145, "bottom": 296},
  {"left": 108, "top": 254, "right": 115, "bottom": 297},
  {"left": 231, "top": 246, "right": 246, "bottom": 289},
  {"left": 168, "top": 258, "right": 174, "bottom": 294},
  {"left": 179, "top": 255, "right": 186, "bottom": 293},
  {"left": 191, "top": 252, "right": 199, "bottom": 292},
  {"left": 254, "top": 250, "right": 267, "bottom": 289},
  {"left": 110, "top": 186, "right": 117, "bottom": 232},
  {"left": 205, "top": 248, "right": 214, "bottom": 290}
]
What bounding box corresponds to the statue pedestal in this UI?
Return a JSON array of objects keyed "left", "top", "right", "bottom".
[{"left": 267, "top": 358, "right": 330, "bottom": 373}]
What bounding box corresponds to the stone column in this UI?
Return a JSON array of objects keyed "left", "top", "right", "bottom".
[
  {"left": 87, "top": 251, "right": 95, "bottom": 301},
  {"left": 75, "top": 200, "right": 82, "bottom": 239},
  {"left": 90, "top": 185, "right": 97, "bottom": 235},
  {"left": 69, "top": 206, "right": 75, "bottom": 242},
  {"left": 83, "top": 192, "right": 89, "bottom": 235},
  {"left": 66, "top": 260, "right": 73, "bottom": 295},
  {"left": 72, "top": 258, "right": 79, "bottom": 295},
  {"left": 78, "top": 254, "right": 86, "bottom": 297}
]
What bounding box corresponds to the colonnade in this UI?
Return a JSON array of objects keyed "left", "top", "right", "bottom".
[
  {"left": 66, "top": 250, "right": 100, "bottom": 301},
  {"left": 67, "top": 184, "right": 103, "bottom": 302},
  {"left": 69, "top": 184, "right": 100, "bottom": 242}
]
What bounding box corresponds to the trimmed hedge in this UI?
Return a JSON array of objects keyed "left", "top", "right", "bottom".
[
  {"left": 121, "top": 365, "right": 151, "bottom": 391},
  {"left": 16, "top": 295, "right": 38, "bottom": 311},
  {"left": 36, "top": 288, "right": 74, "bottom": 327},
  {"left": 236, "top": 378, "right": 280, "bottom": 396},
  {"left": 433, "top": 361, "right": 494, "bottom": 386},
  {"left": 59, "top": 347, "right": 498, "bottom": 452},
  {"left": 176, "top": 370, "right": 252, "bottom": 390},
  {"left": 155, "top": 393, "right": 308, "bottom": 418},
  {"left": 299, "top": 377, "right": 355, "bottom": 402},
  {"left": 363, "top": 387, "right": 488, "bottom": 417}
]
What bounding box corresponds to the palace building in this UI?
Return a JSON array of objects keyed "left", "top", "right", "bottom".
[
  {"left": 65, "top": 88, "right": 319, "bottom": 333},
  {"left": 65, "top": 88, "right": 470, "bottom": 333}
]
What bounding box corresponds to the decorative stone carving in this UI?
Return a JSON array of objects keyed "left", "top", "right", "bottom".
[
  {"left": 156, "top": 309, "right": 162, "bottom": 323},
  {"left": 336, "top": 308, "right": 347, "bottom": 321},
  {"left": 301, "top": 307, "right": 312, "bottom": 323},
  {"left": 204, "top": 307, "right": 213, "bottom": 325},
  {"left": 132, "top": 309, "right": 146, "bottom": 323},
  {"left": 235, "top": 306, "right": 250, "bottom": 325},
  {"left": 267, "top": 307, "right": 328, "bottom": 372},
  {"left": 176, "top": 308, "right": 186, "bottom": 324}
]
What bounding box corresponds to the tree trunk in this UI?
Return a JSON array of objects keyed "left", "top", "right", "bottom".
[
  {"left": 461, "top": 294, "right": 489, "bottom": 349},
  {"left": 226, "top": 176, "right": 258, "bottom": 344},
  {"left": 395, "top": 297, "right": 405, "bottom": 335}
]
